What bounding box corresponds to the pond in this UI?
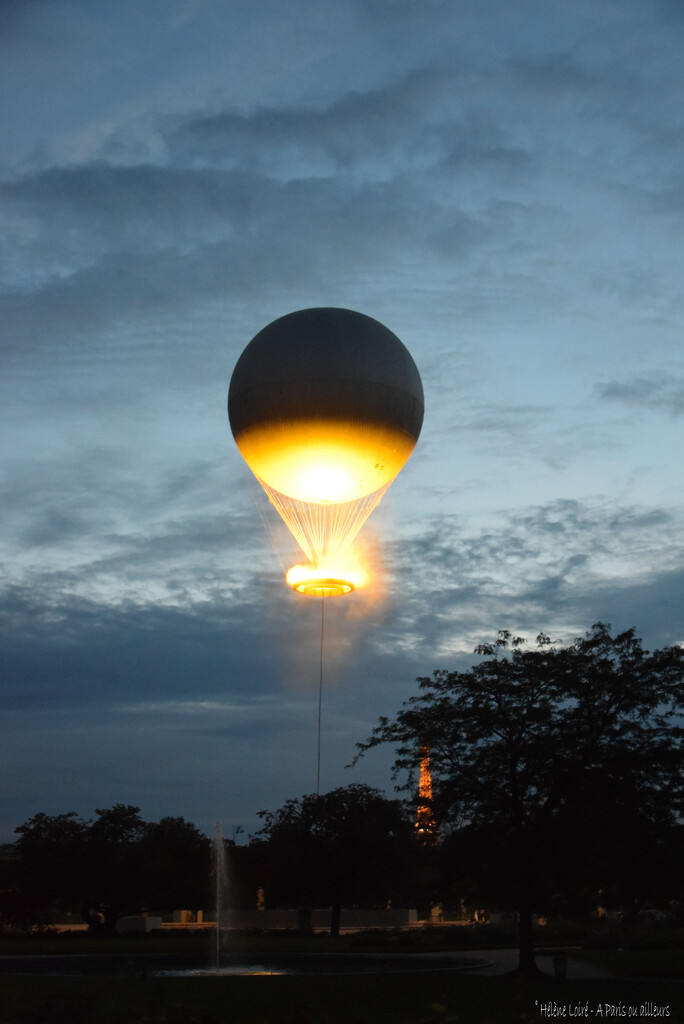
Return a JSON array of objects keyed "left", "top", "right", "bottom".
[{"left": 0, "top": 952, "right": 489, "bottom": 977}]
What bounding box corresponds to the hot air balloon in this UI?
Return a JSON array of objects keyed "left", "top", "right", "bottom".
[{"left": 228, "top": 307, "right": 424, "bottom": 596}]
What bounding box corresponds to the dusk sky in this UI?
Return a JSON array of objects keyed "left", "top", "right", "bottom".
[{"left": 2, "top": 0, "right": 683, "bottom": 843}]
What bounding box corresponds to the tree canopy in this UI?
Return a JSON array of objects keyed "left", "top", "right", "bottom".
[
  {"left": 4, "top": 806, "right": 209, "bottom": 934},
  {"left": 253, "top": 783, "right": 415, "bottom": 936},
  {"left": 355, "top": 623, "right": 684, "bottom": 973}
]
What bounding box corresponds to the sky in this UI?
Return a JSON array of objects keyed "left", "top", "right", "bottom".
[{"left": 1, "top": 0, "right": 683, "bottom": 843}]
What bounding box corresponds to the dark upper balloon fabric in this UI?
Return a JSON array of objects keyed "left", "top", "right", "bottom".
[
  {"left": 228, "top": 307, "right": 424, "bottom": 505},
  {"left": 228, "top": 307, "right": 424, "bottom": 441}
]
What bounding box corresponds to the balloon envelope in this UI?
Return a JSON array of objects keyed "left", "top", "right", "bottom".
[
  {"left": 228, "top": 307, "right": 423, "bottom": 505},
  {"left": 228, "top": 308, "right": 423, "bottom": 592}
]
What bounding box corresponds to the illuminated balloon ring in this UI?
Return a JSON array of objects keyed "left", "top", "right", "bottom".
[{"left": 290, "top": 577, "right": 356, "bottom": 598}]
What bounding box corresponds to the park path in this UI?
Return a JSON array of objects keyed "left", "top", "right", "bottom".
[{"left": 422, "top": 948, "right": 615, "bottom": 978}]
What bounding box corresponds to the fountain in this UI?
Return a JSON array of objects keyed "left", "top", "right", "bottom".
[
  {"left": 151, "top": 823, "right": 489, "bottom": 978},
  {"left": 154, "top": 821, "right": 286, "bottom": 976}
]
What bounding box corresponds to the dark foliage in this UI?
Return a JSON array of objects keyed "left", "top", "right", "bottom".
[
  {"left": 253, "top": 783, "right": 417, "bottom": 936},
  {"left": 2, "top": 806, "right": 209, "bottom": 934},
  {"left": 355, "top": 623, "right": 684, "bottom": 973}
]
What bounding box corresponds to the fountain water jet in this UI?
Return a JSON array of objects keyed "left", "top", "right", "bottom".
[
  {"left": 212, "top": 821, "right": 228, "bottom": 972},
  {"left": 156, "top": 823, "right": 286, "bottom": 975}
]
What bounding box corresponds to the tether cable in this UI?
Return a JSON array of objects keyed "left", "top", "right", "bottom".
[{"left": 316, "top": 595, "right": 325, "bottom": 794}]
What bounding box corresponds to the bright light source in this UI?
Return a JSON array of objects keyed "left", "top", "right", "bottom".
[
  {"left": 235, "top": 419, "right": 414, "bottom": 503},
  {"left": 287, "top": 559, "right": 366, "bottom": 597},
  {"left": 293, "top": 460, "right": 356, "bottom": 506},
  {"left": 291, "top": 576, "right": 355, "bottom": 597}
]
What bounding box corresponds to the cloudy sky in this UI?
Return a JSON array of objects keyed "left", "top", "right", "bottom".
[{"left": 1, "top": 0, "right": 683, "bottom": 842}]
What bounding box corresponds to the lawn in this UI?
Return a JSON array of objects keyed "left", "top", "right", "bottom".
[
  {"left": 576, "top": 945, "right": 684, "bottom": 978},
  {"left": 0, "top": 921, "right": 529, "bottom": 958},
  {"left": 1, "top": 972, "right": 683, "bottom": 1024},
  {"left": 1, "top": 926, "right": 683, "bottom": 1022}
]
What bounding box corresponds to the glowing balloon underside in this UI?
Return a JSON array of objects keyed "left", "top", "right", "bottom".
[
  {"left": 235, "top": 419, "right": 407, "bottom": 593},
  {"left": 234, "top": 419, "right": 416, "bottom": 504}
]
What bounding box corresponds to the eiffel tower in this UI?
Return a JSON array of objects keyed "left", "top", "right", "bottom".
[{"left": 414, "top": 745, "right": 439, "bottom": 844}]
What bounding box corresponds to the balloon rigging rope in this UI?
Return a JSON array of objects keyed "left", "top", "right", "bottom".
[
  {"left": 253, "top": 492, "right": 288, "bottom": 574},
  {"left": 260, "top": 482, "right": 390, "bottom": 567}
]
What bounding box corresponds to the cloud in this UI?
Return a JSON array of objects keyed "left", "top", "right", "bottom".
[
  {"left": 0, "top": 588, "right": 242, "bottom": 711},
  {"left": 1, "top": 487, "right": 682, "bottom": 841},
  {"left": 5, "top": 38, "right": 680, "bottom": 393},
  {"left": 167, "top": 69, "right": 447, "bottom": 173},
  {"left": 382, "top": 496, "right": 684, "bottom": 655},
  {"left": 1, "top": 160, "right": 496, "bottom": 389},
  {"left": 509, "top": 52, "right": 598, "bottom": 95},
  {"left": 596, "top": 374, "right": 684, "bottom": 417},
  {"left": 2, "top": 0, "right": 684, "bottom": 843}
]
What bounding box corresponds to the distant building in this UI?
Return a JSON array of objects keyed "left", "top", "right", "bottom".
[{"left": 414, "top": 746, "right": 439, "bottom": 844}]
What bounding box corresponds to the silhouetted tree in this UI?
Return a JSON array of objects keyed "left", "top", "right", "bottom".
[
  {"left": 254, "top": 783, "right": 415, "bottom": 936},
  {"left": 3, "top": 806, "right": 209, "bottom": 934},
  {"left": 355, "top": 623, "right": 684, "bottom": 974},
  {"left": 79, "top": 804, "right": 147, "bottom": 933},
  {"left": 137, "top": 815, "right": 209, "bottom": 912},
  {"left": 7, "top": 812, "right": 86, "bottom": 931}
]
